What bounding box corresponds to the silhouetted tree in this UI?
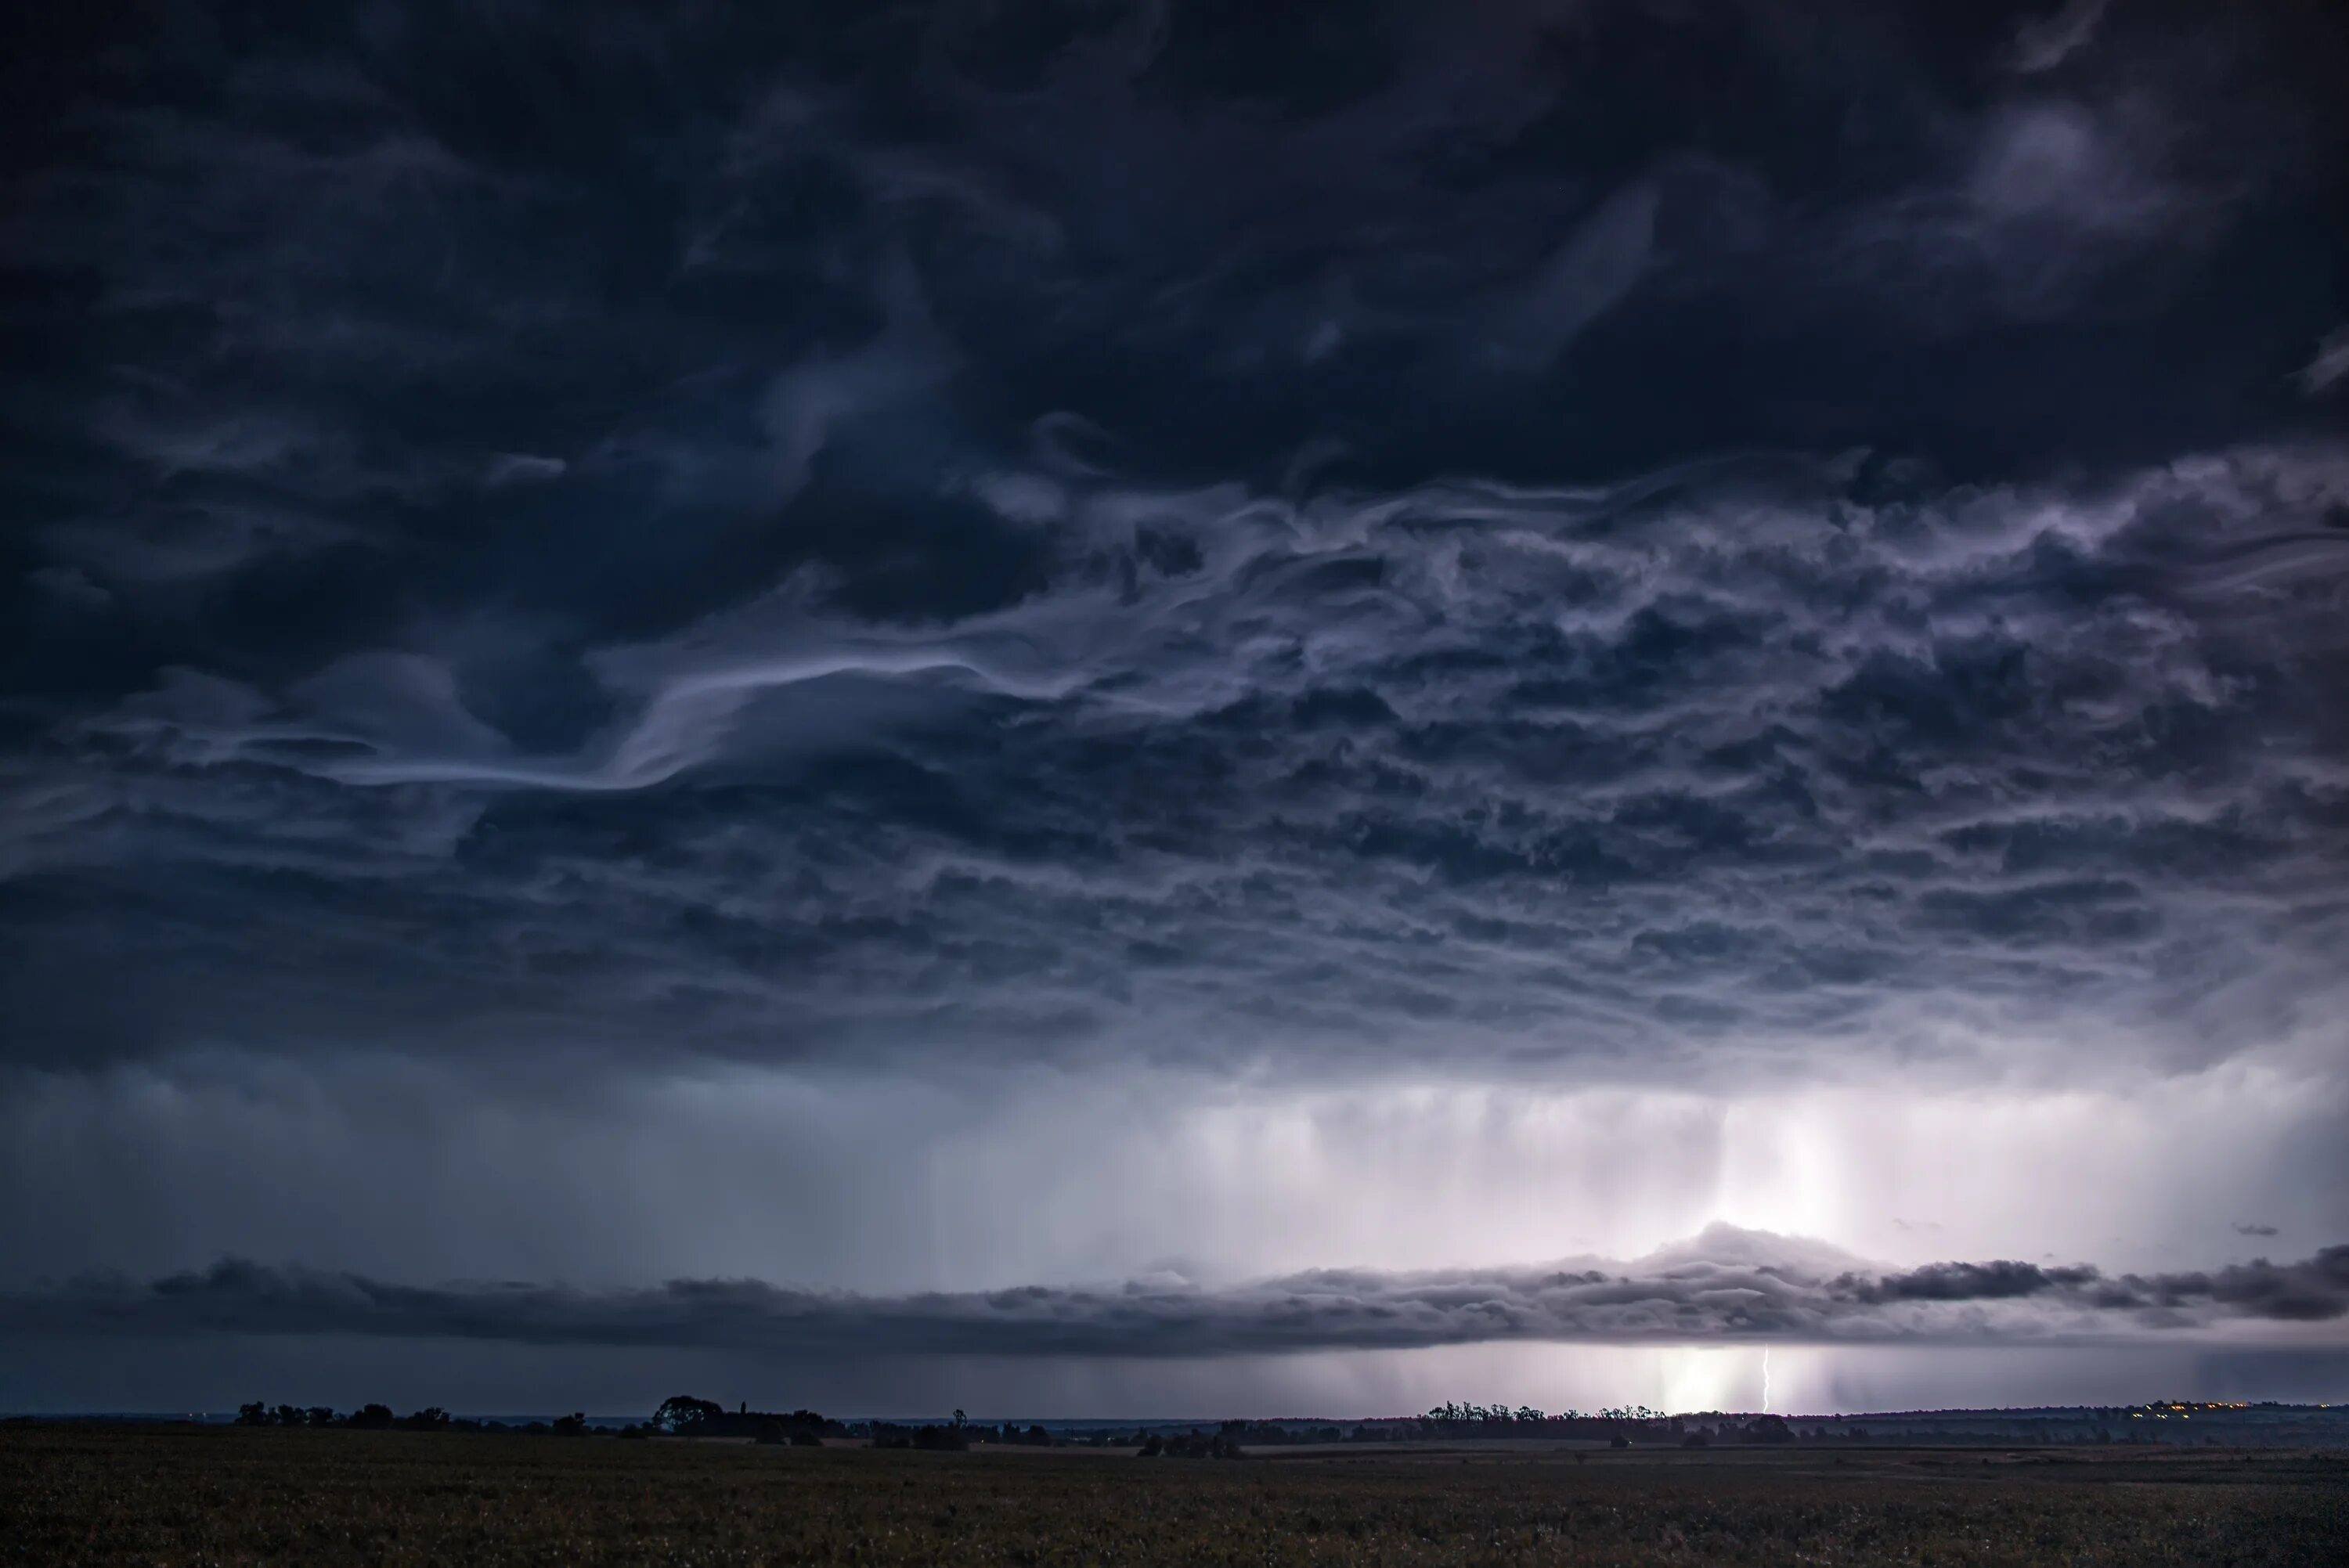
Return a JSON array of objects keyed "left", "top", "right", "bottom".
[
  {"left": 550, "top": 1412, "right": 588, "bottom": 1436},
  {"left": 655, "top": 1395, "right": 723, "bottom": 1435},
  {"left": 305, "top": 1407, "right": 337, "bottom": 1428},
  {"left": 347, "top": 1404, "right": 395, "bottom": 1429},
  {"left": 236, "top": 1402, "right": 268, "bottom": 1427},
  {"left": 274, "top": 1404, "right": 305, "bottom": 1428}
]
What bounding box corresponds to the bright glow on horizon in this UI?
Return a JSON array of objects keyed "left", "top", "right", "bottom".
[
  {"left": 7, "top": 1056, "right": 2340, "bottom": 1295},
  {"left": 1708, "top": 1098, "right": 1848, "bottom": 1251},
  {"left": 1658, "top": 1347, "right": 1755, "bottom": 1415}
]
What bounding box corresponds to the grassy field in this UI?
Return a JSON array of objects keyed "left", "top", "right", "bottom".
[{"left": 5, "top": 1427, "right": 2345, "bottom": 1566}]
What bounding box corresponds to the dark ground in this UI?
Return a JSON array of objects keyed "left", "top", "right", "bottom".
[{"left": 4, "top": 1426, "right": 2345, "bottom": 1566}]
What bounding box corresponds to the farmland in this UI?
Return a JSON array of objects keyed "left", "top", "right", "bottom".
[{"left": 6, "top": 1426, "right": 2347, "bottom": 1566}]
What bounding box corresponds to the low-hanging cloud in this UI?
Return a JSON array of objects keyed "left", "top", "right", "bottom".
[{"left": 9, "top": 1228, "right": 2344, "bottom": 1358}]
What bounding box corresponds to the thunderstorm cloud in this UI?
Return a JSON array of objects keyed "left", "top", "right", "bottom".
[{"left": 2, "top": 1, "right": 2345, "bottom": 1411}]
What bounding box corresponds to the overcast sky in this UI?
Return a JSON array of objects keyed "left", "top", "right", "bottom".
[{"left": 3, "top": 0, "right": 2346, "bottom": 1418}]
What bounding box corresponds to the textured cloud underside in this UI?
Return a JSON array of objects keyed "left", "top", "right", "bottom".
[
  {"left": 11, "top": 441, "right": 2347, "bottom": 1085},
  {"left": 3, "top": 8, "right": 2346, "bottom": 1098}
]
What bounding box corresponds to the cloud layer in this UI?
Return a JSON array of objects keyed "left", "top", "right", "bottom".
[
  {"left": 4, "top": 3, "right": 2344, "bottom": 1091},
  {"left": 9, "top": 438, "right": 2347, "bottom": 1085},
  {"left": 10, "top": 1227, "right": 2344, "bottom": 1359},
  {"left": 2, "top": 3, "right": 2346, "bottom": 1408}
]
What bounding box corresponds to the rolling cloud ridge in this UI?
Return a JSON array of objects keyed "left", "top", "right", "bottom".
[{"left": 9, "top": 1228, "right": 2344, "bottom": 1358}]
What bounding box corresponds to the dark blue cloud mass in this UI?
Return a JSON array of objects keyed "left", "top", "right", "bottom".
[
  {"left": 2, "top": 5, "right": 2347, "bottom": 1415},
  {"left": 2, "top": 1, "right": 2345, "bottom": 1091}
]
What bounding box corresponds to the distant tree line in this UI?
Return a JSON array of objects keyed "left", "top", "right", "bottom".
[
  {"left": 235, "top": 1403, "right": 590, "bottom": 1435},
  {"left": 220, "top": 1395, "right": 1251, "bottom": 1456},
  {"left": 194, "top": 1394, "right": 2347, "bottom": 1455},
  {"left": 222, "top": 1397, "right": 1695, "bottom": 1450},
  {"left": 652, "top": 1395, "right": 848, "bottom": 1445}
]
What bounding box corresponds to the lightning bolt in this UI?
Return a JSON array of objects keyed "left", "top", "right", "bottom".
[{"left": 1761, "top": 1346, "right": 1773, "bottom": 1414}]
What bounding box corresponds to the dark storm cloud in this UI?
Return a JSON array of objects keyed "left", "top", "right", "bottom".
[
  {"left": 8, "top": 1230, "right": 2344, "bottom": 1357},
  {"left": 2, "top": 0, "right": 2347, "bottom": 1086}
]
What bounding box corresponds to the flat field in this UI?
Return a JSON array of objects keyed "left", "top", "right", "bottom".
[{"left": 5, "top": 1427, "right": 2345, "bottom": 1566}]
